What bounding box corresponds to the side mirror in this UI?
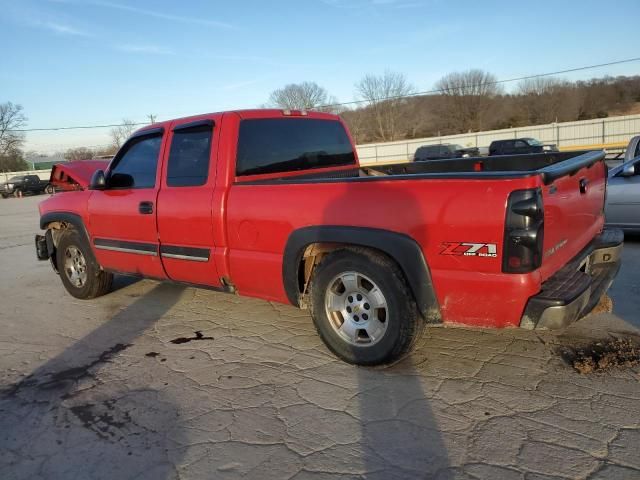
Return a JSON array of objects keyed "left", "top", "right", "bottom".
[
  {"left": 621, "top": 163, "right": 636, "bottom": 177},
  {"left": 89, "top": 170, "right": 106, "bottom": 190}
]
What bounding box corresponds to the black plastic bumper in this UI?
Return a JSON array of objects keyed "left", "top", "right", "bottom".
[{"left": 520, "top": 228, "right": 623, "bottom": 329}]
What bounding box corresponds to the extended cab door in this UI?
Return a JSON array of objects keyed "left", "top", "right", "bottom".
[
  {"left": 87, "top": 128, "right": 167, "bottom": 278},
  {"left": 156, "top": 118, "right": 221, "bottom": 286}
]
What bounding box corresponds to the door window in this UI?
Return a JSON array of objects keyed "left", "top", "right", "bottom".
[
  {"left": 109, "top": 134, "right": 162, "bottom": 189},
  {"left": 166, "top": 125, "right": 213, "bottom": 187}
]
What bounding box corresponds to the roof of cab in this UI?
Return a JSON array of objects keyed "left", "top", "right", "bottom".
[{"left": 132, "top": 109, "right": 340, "bottom": 137}]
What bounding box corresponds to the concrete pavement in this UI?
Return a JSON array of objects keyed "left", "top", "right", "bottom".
[{"left": 1, "top": 195, "right": 639, "bottom": 480}]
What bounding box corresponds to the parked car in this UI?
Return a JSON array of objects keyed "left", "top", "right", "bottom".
[
  {"left": 0, "top": 174, "right": 54, "bottom": 198},
  {"left": 605, "top": 135, "right": 640, "bottom": 232},
  {"left": 35, "top": 109, "right": 622, "bottom": 365},
  {"left": 489, "top": 138, "right": 558, "bottom": 156},
  {"left": 414, "top": 144, "right": 480, "bottom": 161}
]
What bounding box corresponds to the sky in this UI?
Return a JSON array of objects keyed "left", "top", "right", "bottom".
[{"left": 1, "top": 0, "right": 639, "bottom": 153}]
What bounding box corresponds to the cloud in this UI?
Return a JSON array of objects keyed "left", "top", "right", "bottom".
[
  {"left": 88, "top": 0, "right": 235, "bottom": 29},
  {"left": 322, "top": 0, "right": 423, "bottom": 8},
  {"left": 115, "top": 44, "right": 175, "bottom": 55},
  {"left": 33, "top": 20, "right": 91, "bottom": 36}
]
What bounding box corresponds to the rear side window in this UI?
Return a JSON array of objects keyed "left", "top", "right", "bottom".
[
  {"left": 236, "top": 118, "right": 356, "bottom": 176},
  {"left": 110, "top": 134, "right": 162, "bottom": 189},
  {"left": 167, "top": 125, "right": 213, "bottom": 187}
]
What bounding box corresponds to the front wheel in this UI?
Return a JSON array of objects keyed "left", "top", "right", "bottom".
[
  {"left": 309, "top": 248, "right": 424, "bottom": 365},
  {"left": 56, "top": 228, "right": 113, "bottom": 299}
]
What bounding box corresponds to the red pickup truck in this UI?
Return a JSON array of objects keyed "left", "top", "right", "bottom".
[{"left": 36, "top": 109, "right": 623, "bottom": 365}]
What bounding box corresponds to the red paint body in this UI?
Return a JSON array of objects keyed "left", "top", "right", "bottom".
[{"left": 40, "top": 110, "right": 607, "bottom": 328}]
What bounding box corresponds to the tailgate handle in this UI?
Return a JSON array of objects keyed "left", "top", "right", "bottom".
[
  {"left": 139, "top": 201, "right": 154, "bottom": 214},
  {"left": 579, "top": 178, "right": 589, "bottom": 194}
]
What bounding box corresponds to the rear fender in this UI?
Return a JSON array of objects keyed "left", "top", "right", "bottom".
[{"left": 283, "top": 226, "right": 441, "bottom": 322}]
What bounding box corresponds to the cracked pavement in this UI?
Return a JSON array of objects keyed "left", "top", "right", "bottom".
[{"left": 1, "top": 196, "right": 639, "bottom": 480}]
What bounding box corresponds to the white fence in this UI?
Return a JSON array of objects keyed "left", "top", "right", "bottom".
[
  {"left": 2, "top": 114, "right": 639, "bottom": 180},
  {"left": 356, "top": 113, "right": 640, "bottom": 164}
]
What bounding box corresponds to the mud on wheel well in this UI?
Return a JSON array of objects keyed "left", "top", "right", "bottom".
[
  {"left": 283, "top": 226, "right": 440, "bottom": 321},
  {"left": 294, "top": 242, "right": 441, "bottom": 323}
]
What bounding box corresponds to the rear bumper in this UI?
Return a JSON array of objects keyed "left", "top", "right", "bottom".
[{"left": 520, "top": 228, "right": 623, "bottom": 329}]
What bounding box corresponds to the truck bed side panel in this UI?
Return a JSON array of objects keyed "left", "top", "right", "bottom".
[{"left": 226, "top": 176, "right": 542, "bottom": 327}]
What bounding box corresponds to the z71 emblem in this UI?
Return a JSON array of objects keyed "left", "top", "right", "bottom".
[{"left": 440, "top": 242, "right": 498, "bottom": 258}]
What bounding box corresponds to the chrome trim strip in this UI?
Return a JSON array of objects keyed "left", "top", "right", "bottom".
[
  {"left": 94, "top": 244, "right": 157, "bottom": 256},
  {"left": 161, "top": 253, "right": 209, "bottom": 262}
]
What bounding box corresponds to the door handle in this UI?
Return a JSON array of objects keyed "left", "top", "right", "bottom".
[{"left": 139, "top": 201, "right": 154, "bottom": 214}]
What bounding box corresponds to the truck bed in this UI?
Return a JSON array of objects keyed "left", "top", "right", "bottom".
[{"left": 240, "top": 150, "right": 604, "bottom": 185}]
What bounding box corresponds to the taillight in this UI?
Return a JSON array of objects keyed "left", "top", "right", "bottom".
[{"left": 502, "top": 188, "right": 544, "bottom": 273}]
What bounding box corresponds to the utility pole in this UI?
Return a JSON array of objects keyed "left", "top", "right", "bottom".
[{"left": 147, "top": 114, "right": 157, "bottom": 124}]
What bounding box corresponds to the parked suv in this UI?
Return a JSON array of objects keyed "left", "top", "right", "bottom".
[
  {"left": 414, "top": 144, "right": 480, "bottom": 161},
  {"left": 489, "top": 138, "right": 558, "bottom": 156}
]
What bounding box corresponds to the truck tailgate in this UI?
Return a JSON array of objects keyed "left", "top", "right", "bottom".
[{"left": 539, "top": 158, "right": 607, "bottom": 282}]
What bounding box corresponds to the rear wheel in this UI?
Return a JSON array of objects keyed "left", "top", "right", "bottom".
[
  {"left": 56, "top": 228, "right": 113, "bottom": 299},
  {"left": 309, "top": 248, "right": 424, "bottom": 365}
]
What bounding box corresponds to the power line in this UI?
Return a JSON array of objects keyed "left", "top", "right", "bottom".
[
  {"left": 315, "top": 56, "right": 640, "bottom": 109},
  {"left": 10, "top": 56, "right": 640, "bottom": 133},
  {"left": 13, "top": 121, "right": 148, "bottom": 133}
]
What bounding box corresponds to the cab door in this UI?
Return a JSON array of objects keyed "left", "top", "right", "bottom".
[
  {"left": 156, "top": 118, "right": 221, "bottom": 286},
  {"left": 87, "top": 128, "right": 167, "bottom": 278}
]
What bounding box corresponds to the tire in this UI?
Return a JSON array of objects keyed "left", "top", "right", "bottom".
[
  {"left": 56, "top": 228, "right": 113, "bottom": 299},
  {"left": 1, "top": 194, "right": 7, "bottom": 199},
  {"left": 309, "top": 248, "right": 425, "bottom": 365}
]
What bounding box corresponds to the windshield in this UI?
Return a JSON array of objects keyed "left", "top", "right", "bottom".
[
  {"left": 524, "top": 138, "right": 543, "bottom": 146},
  {"left": 8, "top": 176, "right": 22, "bottom": 182}
]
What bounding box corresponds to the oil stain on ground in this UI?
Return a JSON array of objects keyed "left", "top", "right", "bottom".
[{"left": 169, "top": 330, "right": 213, "bottom": 344}]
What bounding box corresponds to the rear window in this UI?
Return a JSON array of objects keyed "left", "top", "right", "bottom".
[{"left": 236, "top": 118, "right": 355, "bottom": 176}]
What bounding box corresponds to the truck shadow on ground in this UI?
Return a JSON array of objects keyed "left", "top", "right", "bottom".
[
  {"left": 0, "top": 283, "right": 186, "bottom": 480},
  {"left": 322, "top": 180, "right": 452, "bottom": 478}
]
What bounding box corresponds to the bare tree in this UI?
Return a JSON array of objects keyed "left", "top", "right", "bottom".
[
  {"left": 516, "top": 77, "right": 576, "bottom": 124},
  {"left": 355, "top": 71, "right": 414, "bottom": 141},
  {"left": 268, "top": 82, "right": 338, "bottom": 111},
  {"left": 434, "top": 69, "right": 502, "bottom": 132},
  {"left": 110, "top": 119, "right": 137, "bottom": 149},
  {"left": 0, "top": 102, "right": 27, "bottom": 156},
  {"left": 64, "top": 147, "right": 95, "bottom": 161}
]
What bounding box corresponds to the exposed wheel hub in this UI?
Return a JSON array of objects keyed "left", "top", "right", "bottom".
[
  {"left": 64, "top": 246, "right": 87, "bottom": 288},
  {"left": 324, "top": 271, "right": 388, "bottom": 347}
]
